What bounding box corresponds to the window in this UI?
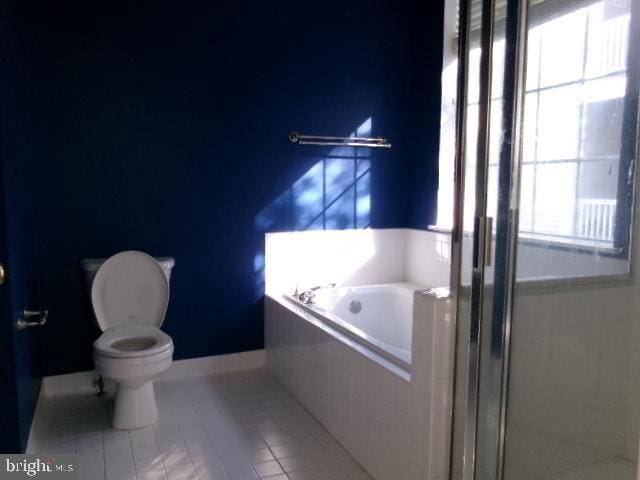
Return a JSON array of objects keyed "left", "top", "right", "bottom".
[{"left": 437, "top": 0, "right": 632, "bottom": 251}]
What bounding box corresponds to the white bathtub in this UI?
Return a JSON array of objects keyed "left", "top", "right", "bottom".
[{"left": 286, "top": 283, "right": 420, "bottom": 370}]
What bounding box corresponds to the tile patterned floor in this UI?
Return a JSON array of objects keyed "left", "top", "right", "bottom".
[
  {"left": 30, "top": 367, "right": 639, "bottom": 480},
  {"left": 32, "top": 369, "right": 373, "bottom": 480}
]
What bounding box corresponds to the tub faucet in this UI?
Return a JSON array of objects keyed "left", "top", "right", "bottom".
[{"left": 296, "top": 283, "right": 336, "bottom": 304}]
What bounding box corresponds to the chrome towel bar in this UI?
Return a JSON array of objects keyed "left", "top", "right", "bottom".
[{"left": 288, "top": 131, "right": 392, "bottom": 148}]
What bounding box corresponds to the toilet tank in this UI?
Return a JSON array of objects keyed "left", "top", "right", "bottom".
[{"left": 81, "top": 255, "right": 175, "bottom": 291}]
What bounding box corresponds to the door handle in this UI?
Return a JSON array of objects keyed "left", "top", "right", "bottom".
[
  {"left": 472, "top": 216, "right": 494, "bottom": 269},
  {"left": 16, "top": 310, "right": 48, "bottom": 330}
]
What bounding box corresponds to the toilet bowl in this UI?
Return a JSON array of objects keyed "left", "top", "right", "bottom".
[{"left": 86, "top": 251, "right": 175, "bottom": 430}]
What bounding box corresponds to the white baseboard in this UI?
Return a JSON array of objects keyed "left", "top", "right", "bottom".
[
  {"left": 41, "top": 370, "right": 98, "bottom": 397},
  {"left": 161, "top": 349, "right": 265, "bottom": 381},
  {"left": 40, "top": 349, "right": 266, "bottom": 397}
]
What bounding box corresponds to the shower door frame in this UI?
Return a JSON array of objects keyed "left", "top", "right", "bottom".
[{"left": 449, "top": 0, "right": 530, "bottom": 478}]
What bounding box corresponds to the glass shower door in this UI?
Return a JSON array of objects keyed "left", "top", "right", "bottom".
[
  {"left": 503, "top": 0, "right": 640, "bottom": 479},
  {"left": 449, "top": 0, "right": 508, "bottom": 478},
  {"left": 450, "top": 0, "right": 640, "bottom": 479}
]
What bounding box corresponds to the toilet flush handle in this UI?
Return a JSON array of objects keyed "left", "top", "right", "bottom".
[{"left": 16, "top": 309, "right": 48, "bottom": 330}]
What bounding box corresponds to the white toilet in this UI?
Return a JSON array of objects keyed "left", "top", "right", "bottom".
[{"left": 82, "top": 251, "right": 175, "bottom": 430}]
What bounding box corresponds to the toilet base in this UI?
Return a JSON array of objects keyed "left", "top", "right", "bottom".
[
  {"left": 112, "top": 381, "right": 158, "bottom": 430},
  {"left": 93, "top": 345, "right": 173, "bottom": 430}
]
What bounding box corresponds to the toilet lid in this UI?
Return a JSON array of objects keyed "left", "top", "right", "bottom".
[{"left": 91, "top": 251, "right": 169, "bottom": 331}]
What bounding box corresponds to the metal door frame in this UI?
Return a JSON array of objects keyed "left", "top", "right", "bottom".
[{"left": 449, "top": 0, "right": 529, "bottom": 478}]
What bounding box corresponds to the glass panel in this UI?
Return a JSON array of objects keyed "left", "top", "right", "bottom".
[
  {"left": 514, "top": 0, "right": 634, "bottom": 264},
  {"left": 503, "top": 2, "right": 638, "bottom": 480}
]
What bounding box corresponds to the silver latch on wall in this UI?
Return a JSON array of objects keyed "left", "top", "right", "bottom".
[{"left": 16, "top": 309, "right": 48, "bottom": 330}]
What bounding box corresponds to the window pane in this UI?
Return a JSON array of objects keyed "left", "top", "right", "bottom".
[
  {"left": 489, "top": 99, "right": 502, "bottom": 166},
  {"left": 585, "top": 2, "right": 629, "bottom": 78},
  {"left": 519, "top": 164, "right": 535, "bottom": 232},
  {"left": 468, "top": 48, "right": 482, "bottom": 105},
  {"left": 581, "top": 95, "right": 624, "bottom": 159},
  {"left": 583, "top": 73, "right": 626, "bottom": 104},
  {"left": 537, "top": 85, "right": 581, "bottom": 162},
  {"left": 466, "top": 104, "right": 479, "bottom": 169},
  {"left": 492, "top": 40, "right": 506, "bottom": 100},
  {"left": 538, "top": 8, "right": 586, "bottom": 88},
  {"left": 578, "top": 161, "right": 618, "bottom": 200},
  {"left": 533, "top": 162, "right": 577, "bottom": 237},
  {"left": 525, "top": 27, "right": 541, "bottom": 90},
  {"left": 576, "top": 161, "right": 618, "bottom": 243},
  {"left": 522, "top": 92, "right": 538, "bottom": 164}
]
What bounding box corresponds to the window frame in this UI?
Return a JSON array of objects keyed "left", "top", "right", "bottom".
[{"left": 437, "top": 0, "right": 638, "bottom": 259}]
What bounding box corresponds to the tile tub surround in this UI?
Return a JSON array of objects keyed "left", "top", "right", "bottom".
[
  {"left": 27, "top": 368, "right": 374, "bottom": 480},
  {"left": 265, "top": 290, "right": 455, "bottom": 480},
  {"left": 264, "top": 229, "right": 451, "bottom": 297}
]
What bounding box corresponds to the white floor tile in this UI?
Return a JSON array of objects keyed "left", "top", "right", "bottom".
[
  {"left": 246, "top": 448, "right": 275, "bottom": 465},
  {"left": 277, "top": 456, "right": 309, "bottom": 474},
  {"left": 253, "top": 460, "right": 284, "bottom": 478},
  {"left": 29, "top": 369, "right": 372, "bottom": 480}
]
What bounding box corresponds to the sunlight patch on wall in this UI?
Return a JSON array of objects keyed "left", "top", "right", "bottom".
[{"left": 254, "top": 118, "right": 375, "bottom": 298}]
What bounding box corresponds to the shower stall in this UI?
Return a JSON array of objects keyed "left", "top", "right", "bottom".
[{"left": 448, "top": 0, "right": 640, "bottom": 479}]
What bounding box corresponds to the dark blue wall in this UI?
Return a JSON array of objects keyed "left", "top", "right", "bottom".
[
  {"left": 20, "top": 0, "right": 443, "bottom": 376},
  {"left": 407, "top": 2, "right": 445, "bottom": 230}
]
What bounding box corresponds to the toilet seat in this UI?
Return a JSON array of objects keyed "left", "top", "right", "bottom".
[{"left": 94, "top": 325, "right": 173, "bottom": 358}]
